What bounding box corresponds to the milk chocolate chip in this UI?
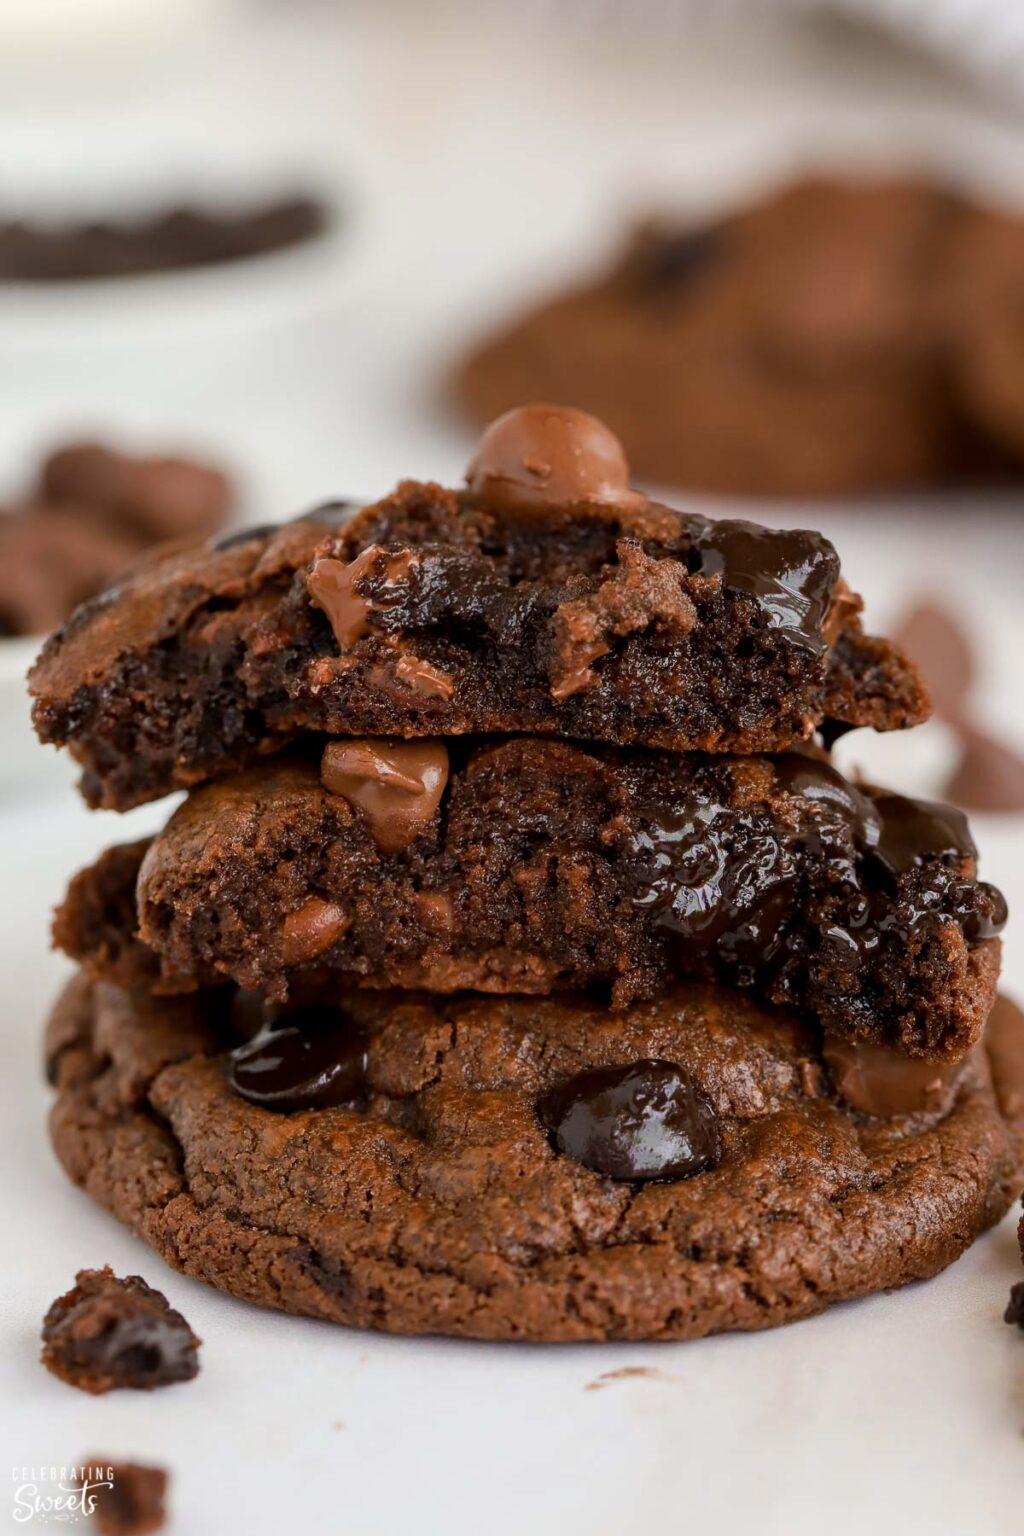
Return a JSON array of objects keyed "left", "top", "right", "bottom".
[
  {"left": 466, "top": 403, "right": 645, "bottom": 513},
  {"left": 280, "top": 896, "right": 351, "bottom": 966},
  {"left": 320, "top": 739, "right": 449, "bottom": 852},
  {"left": 822, "top": 1035, "right": 960, "bottom": 1117},
  {"left": 307, "top": 545, "right": 420, "bottom": 649},
  {"left": 539, "top": 1060, "right": 720, "bottom": 1181}
]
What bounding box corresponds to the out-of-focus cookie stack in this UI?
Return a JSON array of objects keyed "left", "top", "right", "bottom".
[{"left": 31, "top": 404, "right": 1023, "bottom": 1342}]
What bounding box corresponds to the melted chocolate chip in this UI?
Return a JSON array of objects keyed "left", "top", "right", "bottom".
[
  {"left": 539, "top": 1060, "right": 720, "bottom": 1181},
  {"left": 321, "top": 738, "right": 449, "bottom": 852},
  {"left": 307, "top": 545, "right": 420, "bottom": 648},
  {"left": 774, "top": 753, "right": 881, "bottom": 846},
  {"left": 631, "top": 800, "right": 796, "bottom": 974},
  {"left": 961, "top": 882, "right": 1008, "bottom": 943},
  {"left": 634, "top": 226, "right": 722, "bottom": 293},
  {"left": 690, "top": 518, "right": 839, "bottom": 654},
  {"left": 209, "top": 521, "right": 282, "bottom": 552},
  {"left": 822, "top": 1035, "right": 960, "bottom": 1117},
  {"left": 870, "top": 792, "right": 976, "bottom": 877},
  {"left": 228, "top": 1010, "right": 369, "bottom": 1112}
]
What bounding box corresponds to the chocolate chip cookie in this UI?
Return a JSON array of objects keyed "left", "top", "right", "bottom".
[
  {"left": 45, "top": 972, "right": 1024, "bottom": 1343},
  {"left": 58, "top": 742, "right": 1005, "bottom": 1057},
  {"left": 456, "top": 179, "right": 1024, "bottom": 495},
  {"left": 29, "top": 406, "right": 926, "bottom": 809}
]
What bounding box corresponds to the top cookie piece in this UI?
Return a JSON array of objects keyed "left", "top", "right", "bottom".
[
  {"left": 457, "top": 179, "right": 1024, "bottom": 496},
  {"left": 30, "top": 405, "right": 926, "bottom": 811}
]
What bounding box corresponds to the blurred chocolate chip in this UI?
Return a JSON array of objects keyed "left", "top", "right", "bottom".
[
  {"left": 894, "top": 600, "right": 974, "bottom": 723},
  {"left": 209, "top": 522, "right": 281, "bottom": 552},
  {"left": 632, "top": 226, "right": 722, "bottom": 293},
  {"left": 539, "top": 1059, "right": 720, "bottom": 1181},
  {"left": 943, "top": 725, "right": 1024, "bottom": 814}
]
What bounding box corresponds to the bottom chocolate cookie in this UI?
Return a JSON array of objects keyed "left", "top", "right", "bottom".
[{"left": 46, "top": 974, "right": 1024, "bottom": 1343}]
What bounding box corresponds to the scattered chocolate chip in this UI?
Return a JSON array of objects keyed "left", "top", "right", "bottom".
[
  {"left": 1004, "top": 1281, "right": 1024, "bottom": 1329},
  {"left": 539, "top": 1059, "right": 720, "bottom": 1181},
  {"left": 228, "top": 1010, "right": 369, "bottom": 1112},
  {"left": 41, "top": 1268, "right": 200, "bottom": 1394},
  {"left": 822, "top": 1035, "right": 960, "bottom": 1116},
  {"left": 305, "top": 500, "right": 362, "bottom": 527},
  {"left": 690, "top": 517, "right": 839, "bottom": 654},
  {"left": 320, "top": 738, "right": 449, "bottom": 852},
  {"left": 894, "top": 600, "right": 974, "bottom": 723},
  {"left": 465, "top": 403, "right": 646, "bottom": 513},
  {"left": 944, "top": 725, "right": 1024, "bottom": 814},
  {"left": 79, "top": 1460, "right": 168, "bottom": 1536}
]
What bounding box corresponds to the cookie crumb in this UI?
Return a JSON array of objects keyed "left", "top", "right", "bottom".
[
  {"left": 41, "top": 1267, "right": 200, "bottom": 1394},
  {"left": 1004, "top": 1281, "right": 1024, "bottom": 1329},
  {"left": 80, "top": 1461, "right": 167, "bottom": 1536}
]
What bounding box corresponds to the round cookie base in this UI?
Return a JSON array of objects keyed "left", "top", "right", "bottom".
[{"left": 46, "top": 974, "right": 1024, "bottom": 1344}]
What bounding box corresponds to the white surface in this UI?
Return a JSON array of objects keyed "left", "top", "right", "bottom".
[{"left": 0, "top": 7, "right": 1023, "bottom": 1535}]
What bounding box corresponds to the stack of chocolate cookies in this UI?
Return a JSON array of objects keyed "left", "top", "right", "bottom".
[{"left": 32, "top": 405, "right": 1022, "bottom": 1342}]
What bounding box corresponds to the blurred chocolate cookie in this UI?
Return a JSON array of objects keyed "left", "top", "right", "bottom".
[{"left": 456, "top": 177, "right": 1024, "bottom": 496}]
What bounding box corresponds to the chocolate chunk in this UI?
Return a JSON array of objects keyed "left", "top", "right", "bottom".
[
  {"left": 80, "top": 1461, "right": 168, "bottom": 1536},
  {"left": 690, "top": 517, "right": 839, "bottom": 654},
  {"left": 870, "top": 792, "right": 976, "bottom": 876},
  {"left": 822, "top": 1035, "right": 960, "bottom": 1116},
  {"left": 228, "top": 1011, "right": 369, "bottom": 1112},
  {"left": 1005, "top": 1281, "right": 1024, "bottom": 1329},
  {"left": 944, "top": 725, "right": 1024, "bottom": 814},
  {"left": 539, "top": 1060, "right": 720, "bottom": 1181},
  {"left": 307, "top": 545, "right": 421, "bottom": 648},
  {"left": 894, "top": 600, "right": 974, "bottom": 723},
  {"left": 320, "top": 738, "right": 448, "bottom": 852},
  {"left": 465, "top": 403, "right": 645, "bottom": 513},
  {"left": 41, "top": 1268, "right": 200, "bottom": 1394}
]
